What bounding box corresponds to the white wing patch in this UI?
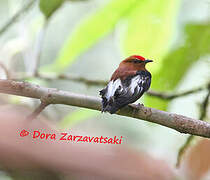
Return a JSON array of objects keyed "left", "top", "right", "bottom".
[
  {"left": 105, "top": 79, "right": 122, "bottom": 100},
  {"left": 105, "top": 75, "right": 149, "bottom": 101},
  {"left": 125, "top": 75, "right": 144, "bottom": 94},
  {"left": 129, "top": 75, "right": 141, "bottom": 93}
]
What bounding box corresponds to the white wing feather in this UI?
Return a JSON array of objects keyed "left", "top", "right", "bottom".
[
  {"left": 105, "top": 75, "right": 149, "bottom": 101},
  {"left": 105, "top": 79, "right": 122, "bottom": 100}
]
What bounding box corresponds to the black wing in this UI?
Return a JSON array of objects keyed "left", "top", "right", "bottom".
[
  {"left": 114, "top": 71, "right": 151, "bottom": 107},
  {"left": 100, "top": 71, "right": 151, "bottom": 114}
]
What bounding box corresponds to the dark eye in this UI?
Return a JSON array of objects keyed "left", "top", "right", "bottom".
[{"left": 133, "top": 59, "right": 140, "bottom": 63}]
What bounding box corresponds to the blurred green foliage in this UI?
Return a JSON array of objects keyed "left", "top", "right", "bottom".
[
  {"left": 123, "top": 0, "right": 180, "bottom": 69},
  {"left": 52, "top": 0, "right": 140, "bottom": 72},
  {"left": 146, "top": 23, "right": 210, "bottom": 110},
  {"left": 39, "top": 0, "right": 64, "bottom": 19}
]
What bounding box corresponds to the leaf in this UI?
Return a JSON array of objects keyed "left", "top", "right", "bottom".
[
  {"left": 59, "top": 109, "right": 99, "bottom": 128},
  {"left": 123, "top": 0, "right": 180, "bottom": 73},
  {"left": 39, "top": 0, "right": 64, "bottom": 19},
  {"left": 145, "top": 23, "right": 210, "bottom": 110},
  {"left": 51, "top": 0, "right": 140, "bottom": 72}
]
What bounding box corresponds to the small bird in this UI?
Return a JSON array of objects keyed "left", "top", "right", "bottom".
[{"left": 99, "top": 55, "right": 153, "bottom": 114}]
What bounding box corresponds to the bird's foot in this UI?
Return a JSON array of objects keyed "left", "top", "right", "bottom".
[{"left": 136, "top": 103, "right": 144, "bottom": 109}]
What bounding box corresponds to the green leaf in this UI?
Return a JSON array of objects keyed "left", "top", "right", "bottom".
[
  {"left": 145, "top": 23, "right": 210, "bottom": 110},
  {"left": 59, "top": 109, "right": 99, "bottom": 128},
  {"left": 52, "top": 0, "right": 140, "bottom": 72},
  {"left": 123, "top": 0, "right": 180, "bottom": 73},
  {"left": 39, "top": 0, "right": 64, "bottom": 19}
]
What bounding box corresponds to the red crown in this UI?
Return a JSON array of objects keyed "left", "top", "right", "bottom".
[{"left": 130, "top": 55, "right": 145, "bottom": 61}]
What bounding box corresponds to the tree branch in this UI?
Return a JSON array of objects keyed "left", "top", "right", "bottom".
[
  {"left": 0, "top": 79, "right": 210, "bottom": 138},
  {"left": 0, "top": 0, "right": 35, "bottom": 35},
  {"left": 0, "top": 63, "right": 10, "bottom": 79},
  {"left": 26, "top": 101, "right": 49, "bottom": 120},
  {"left": 31, "top": 23, "right": 48, "bottom": 76},
  {"left": 147, "top": 87, "right": 205, "bottom": 100},
  {"left": 199, "top": 83, "right": 210, "bottom": 120},
  {"left": 12, "top": 72, "right": 207, "bottom": 100},
  {"left": 176, "top": 83, "right": 210, "bottom": 167}
]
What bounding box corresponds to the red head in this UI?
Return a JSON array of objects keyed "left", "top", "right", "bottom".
[
  {"left": 129, "top": 55, "right": 146, "bottom": 61},
  {"left": 123, "top": 55, "right": 153, "bottom": 63},
  {"left": 111, "top": 55, "right": 153, "bottom": 80}
]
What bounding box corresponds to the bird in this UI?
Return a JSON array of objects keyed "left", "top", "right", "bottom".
[{"left": 99, "top": 55, "right": 153, "bottom": 114}]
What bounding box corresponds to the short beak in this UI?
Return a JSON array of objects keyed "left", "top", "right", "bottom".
[{"left": 144, "top": 59, "right": 153, "bottom": 63}]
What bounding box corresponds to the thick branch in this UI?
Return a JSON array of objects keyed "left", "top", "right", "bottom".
[{"left": 0, "top": 79, "right": 210, "bottom": 138}]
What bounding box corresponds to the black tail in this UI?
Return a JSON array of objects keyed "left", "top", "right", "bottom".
[
  {"left": 99, "top": 88, "right": 119, "bottom": 114},
  {"left": 103, "top": 104, "right": 119, "bottom": 114}
]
